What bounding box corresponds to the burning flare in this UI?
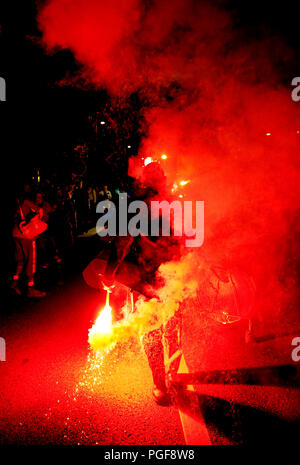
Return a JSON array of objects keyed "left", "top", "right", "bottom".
[
  {"left": 144, "top": 156, "right": 153, "bottom": 166},
  {"left": 179, "top": 179, "right": 190, "bottom": 186},
  {"left": 88, "top": 253, "right": 200, "bottom": 352},
  {"left": 88, "top": 291, "right": 114, "bottom": 349},
  {"left": 91, "top": 304, "right": 112, "bottom": 336}
]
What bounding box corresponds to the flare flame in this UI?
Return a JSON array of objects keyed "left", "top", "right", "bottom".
[{"left": 88, "top": 291, "right": 114, "bottom": 350}]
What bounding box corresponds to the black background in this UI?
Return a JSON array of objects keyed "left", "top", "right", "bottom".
[{"left": 2, "top": 0, "right": 300, "bottom": 186}]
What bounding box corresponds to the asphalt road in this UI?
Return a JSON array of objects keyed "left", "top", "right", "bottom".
[
  {"left": 2, "top": 235, "right": 300, "bottom": 445},
  {"left": 2, "top": 245, "right": 184, "bottom": 445}
]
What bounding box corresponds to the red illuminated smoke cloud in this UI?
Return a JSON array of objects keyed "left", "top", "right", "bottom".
[
  {"left": 37, "top": 0, "right": 234, "bottom": 94},
  {"left": 37, "top": 0, "right": 300, "bottom": 318}
]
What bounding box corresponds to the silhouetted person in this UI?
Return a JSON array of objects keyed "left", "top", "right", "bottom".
[{"left": 11, "top": 187, "right": 46, "bottom": 298}]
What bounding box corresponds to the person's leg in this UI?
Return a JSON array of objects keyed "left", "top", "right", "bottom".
[
  {"left": 36, "top": 234, "right": 51, "bottom": 268},
  {"left": 23, "top": 239, "right": 35, "bottom": 287},
  {"left": 143, "top": 327, "right": 171, "bottom": 405},
  {"left": 143, "top": 328, "right": 166, "bottom": 390},
  {"left": 11, "top": 239, "right": 24, "bottom": 294},
  {"left": 23, "top": 239, "right": 46, "bottom": 298},
  {"left": 13, "top": 239, "right": 24, "bottom": 280},
  {"left": 48, "top": 234, "right": 61, "bottom": 262},
  {"left": 163, "top": 311, "right": 182, "bottom": 376}
]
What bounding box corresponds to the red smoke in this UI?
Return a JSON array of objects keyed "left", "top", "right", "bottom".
[{"left": 37, "top": 0, "right": 300, "bottom": 324}]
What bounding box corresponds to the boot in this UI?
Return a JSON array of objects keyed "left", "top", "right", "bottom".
[
  {"left": 152, "top": 385, "right": 171, "bottom": 406},
  {"left": 27, "top": 287, "right": 46, "bottom": 298},
  {"left": 10, "top": 279, "right": 22, "bottom": 296},
  {"left": 151, "top": 363, "right": 172, "bottom": 406}
]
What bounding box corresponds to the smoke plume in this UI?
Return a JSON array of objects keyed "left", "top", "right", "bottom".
[{"left": 37, "top": 0, "right": 300, "bottom": 331}]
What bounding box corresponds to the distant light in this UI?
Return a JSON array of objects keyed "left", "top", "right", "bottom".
[
  {"left": 179, "top": 180, "right": 190, "bottom": 186},
  {"left": 144, "top": 157, "right": 153, "bottom": 166},
  {"left": 161, "top": 154, "right": 167, "bottom": 160},
  {"left": 266, "top": 132, "right": 271, "bottom": 136},
  {"left": 127, "top": 145, "right": 131, "bottom": 149},
  {"left": 100, "top": 121, "right": 106, "bottom": 125},
  {"left": 179, "top": 194, "right": 183, "bottom": 198}
]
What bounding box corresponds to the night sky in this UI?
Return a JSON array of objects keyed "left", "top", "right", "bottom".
[{"left": 3, "top": 0, "right": 300, "bottom": 188}]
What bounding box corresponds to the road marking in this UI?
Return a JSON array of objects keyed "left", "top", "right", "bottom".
[{"left": 177, "top": 355, "right": 211, "bottom": 445}]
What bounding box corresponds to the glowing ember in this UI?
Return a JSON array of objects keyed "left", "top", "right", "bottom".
[
  {"left": 179, "top": 179, "right": 190, "bottom": 186},
  {"left": 144, "top": 156, "right": 153, "bottom": 166}
]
